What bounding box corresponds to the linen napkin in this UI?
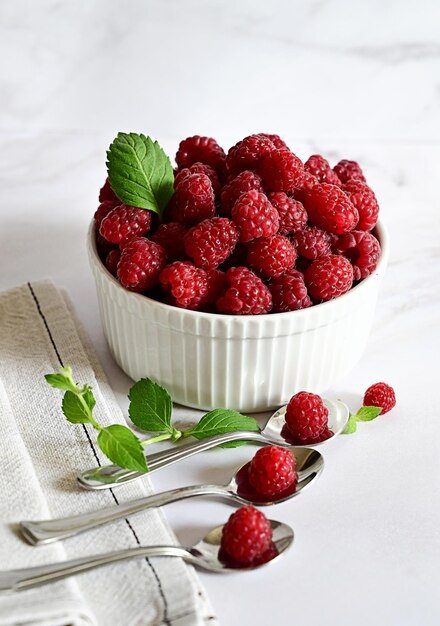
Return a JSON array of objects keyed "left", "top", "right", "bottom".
[{"left": 0, "top": 281, "right": 218, "bottom": 626}]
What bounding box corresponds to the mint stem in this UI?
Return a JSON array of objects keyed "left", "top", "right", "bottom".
[{"left": 140, "top": 433, "right": 174, "bottom": 447}]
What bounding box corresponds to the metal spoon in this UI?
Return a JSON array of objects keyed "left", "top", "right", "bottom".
[
  {"left": 78, "top": 398, "right": 348, "bottom": 491},
  {"left": 1, "top": 520, "right": 293, "bottom": 592},
  {"left": 21, "top": 447, "right": 322, "bottom": 546}
]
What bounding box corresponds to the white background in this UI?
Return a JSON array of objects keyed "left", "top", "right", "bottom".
[{"left": 1, "top": 1, "right": 440, "bottom": 625}]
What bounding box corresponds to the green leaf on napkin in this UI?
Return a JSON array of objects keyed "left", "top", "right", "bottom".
[
  {"left": 128, "top": 378, "right": 173, "bottom": 433},
  {"left": 184, "top": 409, "right": 260, "bottom": 441},
  {"left": 97, "top": 425, "right": 148, "bottom": 473},
  {"left": 62, "top": 389, "right": 94, "bottom": 424},
  {"left": 106, "top": 132, "right": 174, "bottom": 217},
  {"left": 45, "top": 366, "right": 77, "bottom": 392},
  {"left": 343, "top": 415, "right": 357, "bottom": 434}
]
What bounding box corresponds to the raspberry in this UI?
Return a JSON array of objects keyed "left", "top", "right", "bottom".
[
  {"left": 105, "top": 248, "right": 121, "bottom": 276},
  {"left": 94, "top": 201, "right": 119, "bottom": 229},
  {"left": 363, "top": 382, "right": 396, "bottom": 415},
  {"left": 99, "top": 205, "right": 152, "bottom": 246},
  {"left": 343, "top": 180, "right": 379, "bottom": 231},
  {"left": 292, "top": 226, "right": 333, "bottom": 260},
  {"left": 174, "top": 162, "right": 221, "bottom": 196},
  {"left": 220, "top": 170, "right": 263, "bottom": 215},
  {"left": 96, "top": 234, "right": 116, "bottom": 262},
  {"left": 184, "top": 217, "right": 239, "bottom": 269},
  {"left": 304, "top": 254, "right": 353, "bottom": 301},
  {"left": 248, "top": 446, "right": 297, "bottom": 497},
  {"left": 269, "top": 270, "right": 312, "bottom": 313},
  {"left": 285, "top": 391, "right": 328, "bottom": 441},
  {"left": 220, "top": 506, "right": 273, "bottom": 565},
  {"left": 231, "top": 190, "right": 279, "bottom": 243},
  {"left": 260, "top": 133, "right": 289, "bottom": 149},
  {"left": 150, "top": 222, "right": 187, "bottom": 260},
  {"left": 304, "top": 155, "right": 341, "bottom": 186},
  {"left": 302, "top": 183, "right": 359, "bottom": 234},
  {"left": 333, "top": 159, "right": 366, "bottom": 184},
  {"left": 226, "top": 134, "right": 275, "bottom": 177},
  {"left": 99, "top": 177, "right": 118, "bottom": 203},
  {"left": 117, "top": 238, "right": 166, "bottom": 292},
  {"left": 175, "top": 136, "right": 226, "bottom": 175},
  {"left": 216, "top": 267, "right": 272, "bottom": 315},
  {"left": 247, "top": 235, "right": 297, "bottom": 279},
  {"left": 332, "top": 230, "right": 381, "bottom": 280},
  {"left": 170, "top": 173, "right": 216, "bottom": 225},
  {"left": 257, "top": 148, "right": 305, "bottom": 194},
  {"left": 268, "top": 192, "right": 307, "bottom": 235},
  {"left": 159, "top": 261, "right": 209, "bottom": 310},
  {"left": 205, "top": 269, "right": 227, "bottom": 305}
]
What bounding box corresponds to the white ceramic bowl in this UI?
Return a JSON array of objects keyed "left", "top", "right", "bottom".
[{"left": 88, "top": 220, "right": 389, "bottom": 412}]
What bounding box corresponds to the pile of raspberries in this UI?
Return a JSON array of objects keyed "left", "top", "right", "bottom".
[{"left": 95, "top": 133, "right": 381, "bottom": 315}]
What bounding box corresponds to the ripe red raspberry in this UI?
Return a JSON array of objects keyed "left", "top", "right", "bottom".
[
  {"left": 302, "top": 183, "right": 359, "bottom": 234},
  {"left": 94, "top": 201, "right": 120, "bottom": 229},
  {"left": 332, "top": 230, "right": 381, "bottom": 280},
  {"left": 231, "top": 190, "right": 279, "bottom": 243},
  {"left": 150, "top": 222, "right": 187, "bottom": 260},
  {"left": 294, "top": 170, "right": 319, "bottom": 202},
  {"left": 175, "top": 136, "right": 226, "bottom": 175},
  {"left": 96, "top": 234, "right": 116, "bottom": 262},
  {"left": 174, "top": 162, "right": 221, "bottom": 196},
  {"left": 99, "top": 178, "right": 118, "bottom": 203},
  {"left": 363, "top": 382, "right": 396, "bottom": 414},
  {"left": 105, "top": 248, "right": 121, "bottom": 276},
  {"left": 285, "top": 391, "right": 328, "bottom": 441},
  {"left": 248, "top": 446, "right": 297, "bottom": 497},
  {"left": 292, "top": 226, "right": 333, "bottom": 260},
  {"left": 170, "top": 173, "right": 216, "bottom": 225},
  {"left": 257, "top": 148, "right": 305, "bottom": 194},
  {"left": 159, "top": 261, "right": 210, "bottom": 310},
  {"left": 333, "top": 159, "right": 366, "bottom": 184},
  {"left": 304, "top": 155, "right": 341, "bottom": 186},
  {"left": 205, "top": 269, "right": 227, "bottom": 305},
  {"left": 269, "top": 270, "right": 312, "bottom": 313},
  {"left": 260, "top": 133, "right": 288, "bottom": 149},
  {"left": 304, "top": 254, "right": 353, "bottom": 301},
  {"left": 343, "top": 180, "right": 379, "bottom": 231},
  {"left": 226, "top": 134, "right": 275, "bottom": 177},
  {"left": 99, "top": 205, "right": 152, "bottom": 246},
  {"left": 220, "top": 170, "right": 263, "bottom": 215},
  {"left": 268, "top": 192, "right": 307, "bottom": 235},
  {"left": 117, "top": 238, "right": 166, "bottom": 292},
  {"left": 216, "top": 267, "right": 272, "bottom": 315},
  {"left": 247, "top": 235, "right": 297, "bottom": 279},
  {"left": 184, "top": 217, "right": 239, "bottom": 270},
  {"left": 220, "top": 505, "right": 273, "bottom": 565}
]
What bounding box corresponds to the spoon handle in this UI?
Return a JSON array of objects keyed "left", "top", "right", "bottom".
[
  {"left": 0, "top": 545, "right": 194, "bottom": 593},
  {"left": 77, "top": 430, "right": 268, "bottom": 490},
  {"left": 20, "top": 484, "right": 228, "bottom": 545}
]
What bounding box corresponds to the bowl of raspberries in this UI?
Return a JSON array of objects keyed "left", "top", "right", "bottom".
[{"left": 89, "top": 132, "right": 389, "bottom": 411}]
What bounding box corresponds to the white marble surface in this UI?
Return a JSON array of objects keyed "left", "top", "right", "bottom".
[{"left": 1, "top": 1, "right": 440, "bottom": 625}]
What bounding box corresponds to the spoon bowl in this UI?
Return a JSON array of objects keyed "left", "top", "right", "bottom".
[
  {"left": 1, "top": 521, "right": 294, "bottom": 592},
  {"left": 21, "top": 447, "right": 322, "bottom": 545},
  {"left": 77, "top": 398, "right": 348, "bottom": 490}
]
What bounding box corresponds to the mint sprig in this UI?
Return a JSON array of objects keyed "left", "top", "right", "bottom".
[
  {"left": 45, "top": 369, "right": 260, "bottom": 472},
  {"left": 106, "top": 133, "right": 174, "bottom": 217},
  {"left": 343, "top": 405, "right": 382, "bottom": 434}
]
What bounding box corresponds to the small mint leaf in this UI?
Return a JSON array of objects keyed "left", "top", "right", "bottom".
[
  {"left": 45, "top": 367, "right": 76, "bottom": 392},
  {"left": 355, "top": 406, "right": 382, "bottom": 422},
  {"left": 343, "top": 415, "right": 357, "bottom": 434},
  {"left": 128, "top": 378, "right": 172, "bottom": 432},
  {"left": 185, "top": 409, "right": 260, "bottom": 441},
  {"left": 106, "top": 133, "right": 174, "bottom": 217},
  {"left": 62, "top": 390, "right": 93, "bottom": 424},
  {"left": 82, "top": 387, "right": 96, "bottom": 412},
  {"left": 97, "top": 425, "right": 148, "bottom": 472}
]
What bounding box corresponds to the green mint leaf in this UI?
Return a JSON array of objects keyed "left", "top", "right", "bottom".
[
  {"left": 185, "top": 409, "right": 260, "bottom": 440},
  {"left": 355, "top": 406, "right": 382, "bottom": 422},
  {"left": 45, "top": 367, "right": 76, "bottom": 392},
  {"left": 218, "top": 440, "right": 254, "bottom": 448},
  {"left": 128, "top": 378, "right": 172, "bottom": 432},
  {"left": 97, "top": 425, "right": 148, "bottom": 473},
  {"left": 343, "top": 415, "right": 357, "bottom": 434},
  {"left": 82, "top": 386, "right": 96, "bottom": 412},
  {"left": 62, "top": 390, "right": 93, "bottom": 424},
  {"left": 106, "top": 133, "right": 174, "bottom": 217}
]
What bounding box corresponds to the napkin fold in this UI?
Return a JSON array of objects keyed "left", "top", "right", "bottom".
[{"left": 0, "top": 281, "right": 217, "bottom": 626}]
